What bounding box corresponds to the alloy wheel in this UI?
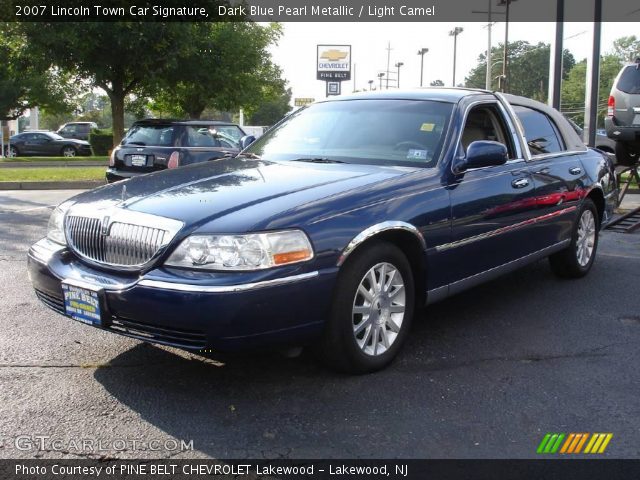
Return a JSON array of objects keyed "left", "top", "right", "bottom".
[
  {"left": 352, "top": 262, "right": 406, "bottom": 356},
  {"left": 576, "top": 209, "right": 596, "bottom": 267}
]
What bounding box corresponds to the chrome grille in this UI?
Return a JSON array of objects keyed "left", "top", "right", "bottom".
[{"left": 64, "top": 210, "right": 182, "bottom": 269}]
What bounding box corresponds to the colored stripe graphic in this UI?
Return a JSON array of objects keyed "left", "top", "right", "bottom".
[{"left": 539, "top": 433, "right": 612, "bottom": 454}]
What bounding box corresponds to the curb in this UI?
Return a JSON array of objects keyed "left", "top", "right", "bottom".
[{"left": 0, "top": 180, "right": 106, "bottom": 190}]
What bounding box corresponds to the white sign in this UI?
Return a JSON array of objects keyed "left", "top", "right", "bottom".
[{"left": 317, "top": 45, "right": 351, "bottom": 80}]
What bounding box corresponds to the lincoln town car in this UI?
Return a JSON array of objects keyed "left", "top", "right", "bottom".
[{"left": 28, "top": 89, "right": 617, "bottom": 373}]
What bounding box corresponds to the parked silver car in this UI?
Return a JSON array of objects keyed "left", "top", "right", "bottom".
[{"left": 605, "top": 58, "right": 640, "bottom": 166}]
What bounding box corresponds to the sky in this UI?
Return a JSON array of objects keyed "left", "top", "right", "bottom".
[{"left": 269, "top": 21, "right": 640, "bottom": 102}]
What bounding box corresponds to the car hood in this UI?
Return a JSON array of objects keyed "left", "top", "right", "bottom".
[{"left": 71, "top": 157, "right": 414, "bottom": 229}]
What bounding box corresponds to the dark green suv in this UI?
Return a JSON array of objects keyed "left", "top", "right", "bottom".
[{"left": 605, "top": 59, "right": 640, "bottom": 166}]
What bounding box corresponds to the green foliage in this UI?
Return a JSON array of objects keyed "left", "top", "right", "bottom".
[
  {"left": 430, "top": 80, "right": 445, "bottom": 86},
  {"left": 612, "top": 36, "right": 640, "bottom": 63},
  {"left": 465, "top": 41, "right": 575, "bottom": 101},
  {"left": 0, "top": 23, "right": 78, "bottom": 120},
  {"left": 246, "top": 88, "right": 292, "bottom": 126},
  {"left": 151, "top": 22, "right": 286, "bottom": 119},
  {"left": 0, "top": 156, "right": 108, "bottom": 163},
  {"left": 88, "top": 129, "right": 114, "bottom": 156},
  {"left": 560, "top": 55, "right": 622, "bottom": 128}
]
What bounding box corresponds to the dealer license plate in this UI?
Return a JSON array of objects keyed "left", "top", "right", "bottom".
[
  {"left": 62, "top": 283, "right": 103, "bottom": 326},
  {"left": 131, "top": 154, "right": 147, "bottom": 166}
]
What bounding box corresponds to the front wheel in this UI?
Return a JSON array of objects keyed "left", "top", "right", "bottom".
[
  {"left": 549, "top": 199, "right": 599, "bottom": 278},
  {"left": 5, "top": 145, "right": 18, "bottom": 157},
  {"left": 317, "top": 241, "right": 415, "bottom": 374}
]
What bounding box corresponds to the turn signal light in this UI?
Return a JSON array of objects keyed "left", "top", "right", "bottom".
[
  {"left": 273, "top": 249, "right": 313, "bottom": 265},
  {"left": 168, "top": 151, "right": 180, "bottom": 169},
  {"left": 607, "top": 96, "right": 615, "bottom": 117}
]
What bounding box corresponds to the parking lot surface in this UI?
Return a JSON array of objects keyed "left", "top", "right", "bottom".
[{"left": 1, "top": 190, "right": 639, "bottom": 459}]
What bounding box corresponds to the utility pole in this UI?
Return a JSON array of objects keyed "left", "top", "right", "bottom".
[
  {"left": 486, "top": 1, "right": 492, "bottom": 90},
  {"left": 497, "top": 0, "right": 517, "bottom": 92},
  {"left": 385, "top": 41, "right": 392, "bottom": 89},
  {"left": 395, "top": 62, "right": 404, "bottom": 88},
  {"left": 417, "top": 48, "right": 429, "bottom": 87},
  {"left": 548, "top": 0, "right": 564, "bottom": 109},
  {"left": 449, "top": 27, "right": 464, "bottom": 87}
]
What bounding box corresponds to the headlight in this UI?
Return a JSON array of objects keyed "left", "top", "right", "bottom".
[
  {"left": 47, "top": 200, "right": 74, "bottom": 245},
  {"left": 165, "top": 230, "right": 314, "bottom": 270}
]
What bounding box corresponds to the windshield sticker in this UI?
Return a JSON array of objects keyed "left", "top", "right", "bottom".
[
  {"left": 407, "top": 149, "right": 428, "bottom": 160},
  {"left": 420, "top": 123, "right": 435, "bottom": 132}
]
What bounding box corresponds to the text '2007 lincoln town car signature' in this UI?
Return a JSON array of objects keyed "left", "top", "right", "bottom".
[{"left": 28, "top": 89, "right": 618, "bottom": 373}]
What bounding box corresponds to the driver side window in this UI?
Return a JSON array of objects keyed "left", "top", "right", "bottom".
[{"left": 461, "top": 104, "right": 515, "bottom": 159}]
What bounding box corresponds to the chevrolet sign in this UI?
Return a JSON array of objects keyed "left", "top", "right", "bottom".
[{"left": 317, "top": 44, "right": 351, "bottom": 81}]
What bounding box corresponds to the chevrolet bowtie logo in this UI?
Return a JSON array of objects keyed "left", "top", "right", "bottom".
[{"left": 320, "top": 49, "right": 348, "bottom": 61}]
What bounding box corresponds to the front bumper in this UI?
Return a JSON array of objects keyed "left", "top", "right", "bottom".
[{"left": 28, "top": 238, "right": 336, "bottom": 351}]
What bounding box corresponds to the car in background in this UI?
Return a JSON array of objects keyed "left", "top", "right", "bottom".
[
  {"left": 106, "top": 119, "right": 252, "bottom": 183},
  {"left": 564, "top": 116, "right": 616, "bottom": 156},
  {"left": 29, "top": 89, "right": 617, "bottom": 373},
  {"left": 6, "top": 131, "right": 92, "bottom": 157},
  {"left": 605, "top": 58, "right": 640, "bottom": 166},
  {"left": 57, "top": 122, "right": 98, "bottom": 141}
]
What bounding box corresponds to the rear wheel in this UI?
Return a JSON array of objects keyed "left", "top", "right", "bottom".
[
  {"left": 6, "top": 145, "right": 18, "bottom": 157},
  {"left": 549, "top": 199, "right": 599, "bottom": 278},
  {"left": 317, "top": 241, "right": 415, "bottom": 374},
  {"left": 61, "top": 146, "right": 77, "bottom": 157},
  {"left": 615, "top": 142, "right": 639, "bottom": 167}
]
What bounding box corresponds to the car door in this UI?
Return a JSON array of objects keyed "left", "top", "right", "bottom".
[
  {"left": 21, "top": 133, "right": 41, "bottom": 155},
  {"left": 512, "top": 105, "right": 588, "bottom": 251},
  {"left": 445, "top": 100, "right": 539, "bottom": 287}
]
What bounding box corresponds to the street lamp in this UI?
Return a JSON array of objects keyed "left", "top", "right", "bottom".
[
  {"left": 395, "top": 62, "right": 404, "bottom": 88},
  {"left": 417, "top": 47, "right": 429, "bottom": 87},
  {"left": 449, "top": 27, "right": 464, "bottom": 87},
  {"left": 368, "top": 79, "right": 374, "bottom": 91},
  {"left": 377, "top": 72, "right": 385, "bottom": 90},
  {"left": 497, "top": 0, "right": 517, "bottom": 92}
]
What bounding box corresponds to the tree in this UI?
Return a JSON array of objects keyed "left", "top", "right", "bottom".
[
  {"left": 247, "top": 87, "right": 292, "bottom": 126},
  {"left": 152, "top": 22, "right": 285, "bottom": 120},
  {"left": 465, "top": 41, "right": 575, "bottom": 101},
  {"left": 19, "top": 22, "right": 196, "bottom": 145},
  {"left": 0, "top": 23, "right": 76, "bottom": 120},
  {"left": 430, "top": 79, "right": 445, "bottom": 86},
  {"left": 612, "top": 36, "right": 640, "bottom": 63}
]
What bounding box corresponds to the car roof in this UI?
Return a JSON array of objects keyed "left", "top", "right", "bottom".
[
  {"left": 133, "top": 118, "right": 240, "bottom": 127},
  {"left": 323, "top": 87, "right": 492, "bottom": 103}
]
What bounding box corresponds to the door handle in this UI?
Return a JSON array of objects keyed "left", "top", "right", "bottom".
[
  {"left": 569, "top": 167, "right": 582, "bottom": 175},
  {"left": 512, "top": 178, "right": 530, "bottom": 189}
]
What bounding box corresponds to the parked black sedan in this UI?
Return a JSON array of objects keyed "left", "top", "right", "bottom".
[
  {"left": 6, "top": 131, "right": 92, "bottom": 157},
  {"left": 28, "top": 89, "right": 617, "bottom": 373},
  {"left": 106, "top": 119, "right": 251, "bottom": 183}
]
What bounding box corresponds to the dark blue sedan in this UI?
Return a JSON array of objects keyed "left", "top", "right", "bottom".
[{"left": 28, "top": 89, "right": 618, "bottom": 373}]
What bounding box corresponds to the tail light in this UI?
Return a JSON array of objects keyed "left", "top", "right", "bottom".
[
  {"left": 109, "top": 149, "right": 116, "bottom": 167},
  {"left": 607, "top": 96, "right": 615, "bottom": 117},
  {"left": 167, "top": 151, "right": 180, "bottom": 169}
]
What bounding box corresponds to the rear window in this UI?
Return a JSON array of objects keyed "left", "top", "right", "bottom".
[
  {"left": 122, "top": 125, "right": 175, "bottom": 146},
  {"left": 184, "top": 125, "right": 243, "bottom": 149},
  {"left": 617, "top": 65, "right": 640, "bottom": 94}
]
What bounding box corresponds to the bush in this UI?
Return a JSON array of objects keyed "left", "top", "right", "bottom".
[{"left": 88, "top": 129, "right": 113, "bottom": 156}]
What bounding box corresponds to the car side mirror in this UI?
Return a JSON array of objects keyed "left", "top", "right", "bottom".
[
  {"left": 239, "top": 135, "right": 256, "bottom": 150},
  {"left": 453, "top": 140, "right": 508, "bottom": 173}
]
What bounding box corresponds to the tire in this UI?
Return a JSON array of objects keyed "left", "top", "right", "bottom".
[
  {"left": 6, "top": 145, "right": 18, "bottom": 157},
  {"left": 549, "top": 199, "right": 599, "bottom": 278},
  {"left": 61, "top": 146, "right": 77, "bottom": 157},
  {"left": 614, "top": 142, "right": 638, "bottom": 167},
  {"left": 317, "top": 241, "right": 415, "bottom": 374}
]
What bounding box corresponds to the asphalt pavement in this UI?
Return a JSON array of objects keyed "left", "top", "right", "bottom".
[{"left": 0, "top": 190, "right": 639, "bottom": 460}]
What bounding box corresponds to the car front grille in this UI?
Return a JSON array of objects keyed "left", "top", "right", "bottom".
[
  {"left": 66, "top": 216, "right": 168, "bottom": 268},
  {"left": 108, "top": 317, "right": 207, "bottom": 349},
  {"left": 64, "top": 210, "right": 182, "bottom": 270},
  {"left": 35, "top": 289, "right": 65, "bottom": 314}
]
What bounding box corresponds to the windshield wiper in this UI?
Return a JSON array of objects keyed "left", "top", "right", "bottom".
[{"left": 291, "top": 157, "right": 345, "bottom": 164}]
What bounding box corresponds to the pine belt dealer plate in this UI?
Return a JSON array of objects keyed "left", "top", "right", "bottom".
[
  {"left": 130, "top": 154, "right": 147, "bottom": 167},
  {"left": 62, "top": 282, "right": 103, "bottom": 326}
]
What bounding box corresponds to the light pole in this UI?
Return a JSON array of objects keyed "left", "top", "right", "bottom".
[
  {"left": 449, "top": 27, "right": 464, "bottom": 87},
  {"left": 378, "top": 73, "right": 385, "bottom": 90},
  {"left": 417, "top": 48, "right": 429, "bottom": 87},
  {"left": 497, "top": 0, "right": 517, "bottom": 92},
  {"left": 395, "top": 62, "right": 404, "bottom": 88},
  {"left": 368, "top": 80, "right": 374, "bottom": 91}
]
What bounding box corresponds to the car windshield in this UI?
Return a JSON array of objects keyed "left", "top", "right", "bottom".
[
  {"left": 122, "top": 124, "right": 175, "bottom": 146},
  {"left": 618, "top": 65, "right": 640, "bottom": 94},
  {"left": 184, "top": 125, "right": 243, "bottom": 149},
  {"left": 245, "top": 99, "right": 453, "bottom": 167}
]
